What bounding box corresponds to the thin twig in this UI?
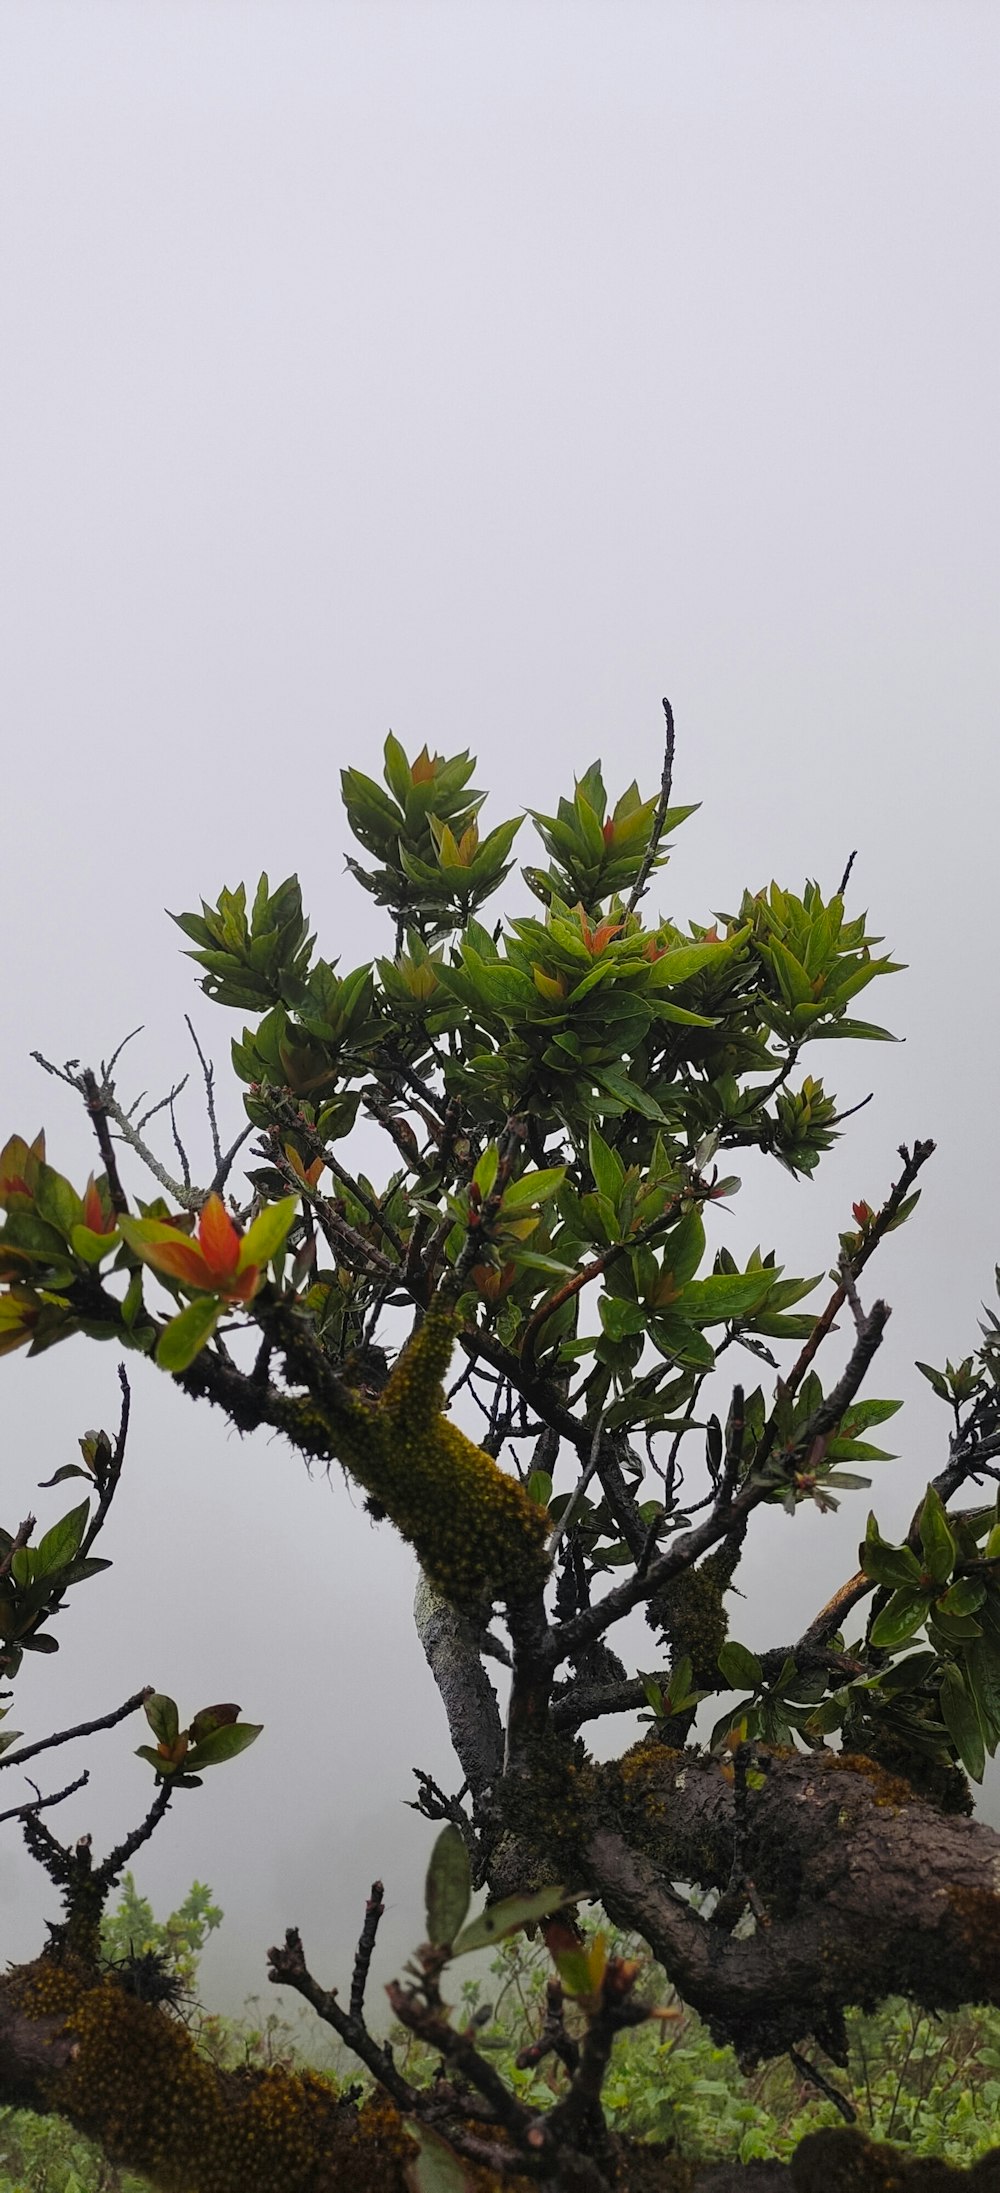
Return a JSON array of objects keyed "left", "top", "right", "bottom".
[
  {"left": 135, "top": 1078, "right": 189, "bottom": 1137},
  {"left": 185, "top": 1014, "right": 223, "bottom": 1172},
  {"left": 751, "top": 1140, "right": 934, "bottom": 1477},
  {"left": 268, "top": 1926, "right": 418, "bottom": 2114},
  {"left": 789, "top": 2046, "right": 857, "bottom": 2125},
  {"left": 168, "top": 1086, "right": 192, "bottom": 1190},
  {"left": 546, "top": 1301, "right": 890, "bottom": 1668},
  {"left": 626, "top": 695, "right": 676, "bottom": 917},
  {"left": 80, "top": 1068, "right": 130, "bottom": 1214},
  {"left": 210, "top": 1123, "right": 254, "bottom": 1196},
  {"left": 0, "top": 1686, "right": 152, "bottom": 1773},
  {"left": 82, "top": 1363, "right": 131, "bottom": 1556},
  {"left": 104, "top": 1089, "right": 202, "bottom": 1208},
  {"left": 94, "top": 1778, "right": 172, "bottom": 1893},
  {"left": 349, "top": 1880, "right": 385, "bottom": 2023},
  {"left": 0, "top": 1771, "right": 89, "bottom": 1828},
  {"left": 264, "top": 1092, "right": 406, "bottom": 1257},
  {"left": 837, "top": 850, "right": 858, "bottom": 899},
  {"left": 0, "top": 1517, "right": 35, "bottom": 1586},
  {"left": 547, "top": 1409, "right": 608, "bottom": 1560},
  {"left": 519, "top": 1188, "right": 686, "bottom": 1376}
]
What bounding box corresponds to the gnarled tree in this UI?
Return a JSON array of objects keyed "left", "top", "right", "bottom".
[{"left": 2, "top": 708, "right": 1000, "bottom": 2191}]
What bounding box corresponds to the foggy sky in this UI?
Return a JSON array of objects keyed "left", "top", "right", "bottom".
[{"left": 0, "top": 1, "right": 998, "bottom": 2021}]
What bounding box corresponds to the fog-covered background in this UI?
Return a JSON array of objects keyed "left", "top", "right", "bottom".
[{"left": 0, "top": 1, "right": 997, "bottom": 2020}]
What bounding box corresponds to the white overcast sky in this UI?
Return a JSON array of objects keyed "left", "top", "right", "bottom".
[{"left": 0, "top": 1, "right": 997, "bottom": 2017}]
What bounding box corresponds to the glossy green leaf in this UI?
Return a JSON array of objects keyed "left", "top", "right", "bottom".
[{"left": 870, "top": 1587, "right": 933, "bottom": 1651}]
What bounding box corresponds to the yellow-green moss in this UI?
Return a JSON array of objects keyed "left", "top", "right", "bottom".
[
  {"left": 825, "top": 1754, "right": 917, "bottom": 1812},
  {"left": 6, "top": 1957, "right": 410, "bottom": 2193},
  {"left": 285, "top": 1298, "right": 549, "bottom": 1609}
]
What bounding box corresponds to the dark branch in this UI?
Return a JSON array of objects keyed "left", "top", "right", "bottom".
[
  {"left": 626, "top": 695, "right": 676, "bottom": 917},
  {"left": 0, "top": 1686, "right": 152, "bottom": 1774}
]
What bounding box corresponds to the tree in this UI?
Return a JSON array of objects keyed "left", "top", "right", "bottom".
[{"left": 1, "top": 706, "right": 999, "bottom": 2191}]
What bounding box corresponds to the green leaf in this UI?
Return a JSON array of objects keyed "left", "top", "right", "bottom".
[
  {"left": 840, "top": 1398, "right": 903, "bottom": 1432},
  {"left": 592, "top": 1066, "right": 667, "bottom": 1122},
  {"left": 451, "top": 1883, "right": 583, "bottom": 1956},
  {"left": 860, "top": 1519, "right": 923, "bottom": 1591},
  {"left": 472, "top": 1145, "right": 499, "bottom": 1197},
  {"left": 238, "top": 1196, "right": 299, "bottom": 1272},
  {"left": 599, "top": 1296, "right": 647, "bottom": 1343},
  {"left": 717, "top": 1641, "right": 763, "bottom": 1689},
  {"left": 186, "top": 1720, "right": 263, "bottom": 1769},
  {"left": 424, "top": 1824, "right": 472, "bottom": 1948},
  {"left": 870, "top": 1587, "right": 933, "bottom": 1651},
  {"left": 144, "top": 1693, "right": 179, "bottom": 1746},
  {"left": 34, "top": 1501, "right": 89, "bottom": 1578},
  {"left": 501, "top": 1166, "right": 566, "bottom": 1212},
  {"left": 919, "top": 1484, "right": 957, "bottom": 1587},
  {"left": 527, "top": 1470, "right": 553, "bottom": 1508},
  {"left": 673, "top": 1272, "right": 772, "bottom": 1325},
  {"left": 937, "top": 1578, "right": 986, "bottom": 1618},
  {"left": 33, "top": 1165, "right": 85, "bottom": 1241},
  {"left": 403, "top": 2122, "right": 475, "bottom": 2192},
  {"left": 939, "top": 1663, "right": 985, "bottom": 1782},
  {"left": 588, "top": 1126, "right": 625, "bottom": 1207},
  {"left": 70, "top": 1223, "right": 121, "bottom": 1265},
  {"left": 157, "top": 1297, "right": 223, "bottom": 1373}
]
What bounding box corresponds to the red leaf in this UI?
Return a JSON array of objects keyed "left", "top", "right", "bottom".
[
  {"left": 143, "top": 1239, "right": 214, "bottom": 1290},
  {"left": 197, "top": 1194, "right": 241, "bottom": 1280}
]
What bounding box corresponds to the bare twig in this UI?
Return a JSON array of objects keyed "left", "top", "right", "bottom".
[
  {"left": 0, "top": 1686, "right": 152, "bottom": 1774},
  {"left": 185, "top": 1014, "right": 223, "bottom": 1171},
  {"left": 81, "top": 1068, "right": 130, "bottom": 1215},
  {"left": 265, "top": 1137, "right": 401, "bottom": 1282},
  {"left": 82, "top": 1363, "right": 131, "bottom": 1555},
  {"left": 94, "top": 1778, "right": 172, "bottom": 1893},
  {"left": 135, "top": 1078, "right": 189, "bottom": 1137},
  {"left": 837, "top": 850, "right": 858, "bottom": 898},
  {"left": 0, "top": 1516, "right": 35, "bottom": 1586},
  {"left": 264, "top": 1092, "right": 406, "bottom": 1258},
  {"left": 268, "top": 1925, "right": 418, "bottom": 2114},
  {"left": 349, "top": 1880, "right": 385, "bottom": 2023},
  {"left": 547, "top": 1409, "right": 608, "bottom": 1560},
  {"left": 0, "top": 1771, "right": 89, "bottom": 1828},
  {"left": 103, "top": 1089, "right": 202, "bottom": 1208},
  {"left": 751, "top": 1141, "right": 934, "bottom": 1477},
  {"left": 626, "top": 695, "right": 676, "bottom": 917},
  {"left": 210, "top": 1124, "right": 253, "bottom": 1196},
  {"left": 789, "top": 2046, "right": 856, "bottom": 2125}
]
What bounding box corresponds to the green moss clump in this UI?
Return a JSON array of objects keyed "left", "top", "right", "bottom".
[{"left": 284, "top": 1298, "right": 550, "bottom": 1610}]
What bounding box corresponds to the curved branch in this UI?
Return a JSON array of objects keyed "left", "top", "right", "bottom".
[
  {"left": 581, "top": 1746, "right": 1000, "bottom": 2060},
  {"left": 413, "top": 1574, "right": 504, "bottom": 1800}
]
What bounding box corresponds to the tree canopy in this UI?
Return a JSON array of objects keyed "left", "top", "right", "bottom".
[{"left": 2, "top": 709, "right": 1000, "bottom": 2191}]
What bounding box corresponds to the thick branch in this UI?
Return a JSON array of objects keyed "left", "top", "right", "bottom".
[
  {"left": 413, "top": 1574, "right": 504, "bottom": 1799},
  {"left": 581, "top": 1746, "right": 1000, "bottom": 2060}
]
